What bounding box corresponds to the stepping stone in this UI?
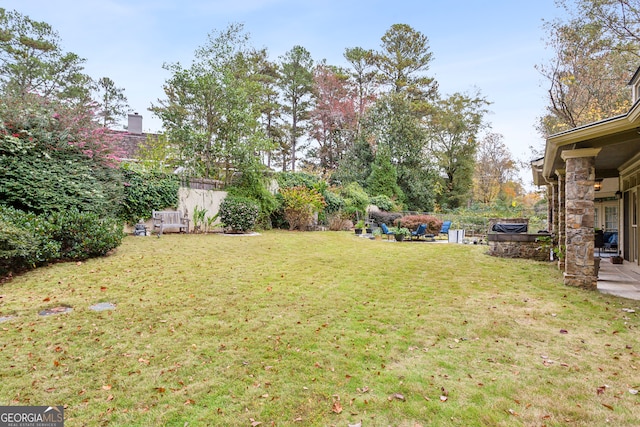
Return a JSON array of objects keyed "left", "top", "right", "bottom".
[
  {"left": 89, "top": 302, "right": 116, "bottom": 312},
  {"left": 39, "top": 306, "right": 73, "bottom": 316},
  {"left": 0, "top": 315, "right": 15, "bottom": 323}
]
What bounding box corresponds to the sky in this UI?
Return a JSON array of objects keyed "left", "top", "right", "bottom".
[{"left": 3, "top": 0, "right": 566, "bottom": 186}]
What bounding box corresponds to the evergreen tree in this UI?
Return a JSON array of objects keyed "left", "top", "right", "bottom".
[
  {"left": 278, "top": 45, "right": 314, "bottom": 172},
  {"left": 366, "top": 147, "right": 405, "bottom": 203}
]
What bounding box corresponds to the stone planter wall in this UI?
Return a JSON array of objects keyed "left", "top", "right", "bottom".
[{"left": 487, "top": 233, "right": 552, "bottom": 261}]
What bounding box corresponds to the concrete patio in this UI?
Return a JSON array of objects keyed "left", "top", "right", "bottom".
[{"left": 597, "top": 255, "right": 640, "bottom": 300}]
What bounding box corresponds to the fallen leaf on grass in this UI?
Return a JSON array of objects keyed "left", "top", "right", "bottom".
[
  {"left": 440, "top": 396, "right": 448, "bottom": 402},
  {"left": 106, "top": 395, "right": 114, "bottom": 401},
  {"left": 602, "top": 403, "right": 614, "bottom": 411},
  {"left": 102, "top": 385, "right": 112, "bottom": 391},
  {"left": 249, "top": 419, "right": 262, "bottom": 426},
  {"left": 388, "top": 393, "right": 405, "bottom": 401},
  {"left": 597, "top": 385, "right": 608, "bottom": 395},
  {"left": 331, "top": 400, "right": 343, "bottom": 414},
  {"left": 507, "top": 409, "right": 518, "bottom": 416},
  {"left": 348, "top": 422, "right": 362, "bottom": 427},
  {"left": 559, "top": 329, "right": 568, "bottom": 334},
  {"left": 629, "top": 389, "right": 639, "bottom": 395}
]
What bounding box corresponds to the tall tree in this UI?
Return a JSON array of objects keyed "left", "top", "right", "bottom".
[
  {"left": 331, "top": 135, "right": 374, "bottom": 189},
  {"left": 537, "top": 0, "right": 639, "bottom": 136},
  {"left": 278, "top": 45, "right": 314, "bottom": 172},
  {"left": 472, "top": 132, "right": 518, "bottom": 204},
  {"left": 0, "top": 8, "right": 92, "bottom": 103},
  {"left": 94, "top": 77, "right": 130, "bottom": 129},
  {"left": 363, "top": 92, "right": 436, "bottom": 211},
  {"left": 373, "top": 23, "right": 437, "bottom": 101},
  {"left": 151, "top": 23, "right": 269, "bottom": 183},
  {"left": 252, "top": 52, "right": 284, "bottom": 169},
  {"left": 306, "top": 63, "right": 357, "bottom": 176},
  {"left": 344, "top": 46, "right": 378, "bottom": 138},
  {"left": 427, "top": 91, "right": 490, "bottom": 209}
]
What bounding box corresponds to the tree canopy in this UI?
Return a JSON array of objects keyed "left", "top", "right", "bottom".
[{"left": 537, "top": 0, "right": 640, "bottom": 136}]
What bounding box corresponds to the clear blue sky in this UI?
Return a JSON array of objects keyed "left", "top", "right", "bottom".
[{"left": 3, "top": 0, "right": 565, "bottom": 185}]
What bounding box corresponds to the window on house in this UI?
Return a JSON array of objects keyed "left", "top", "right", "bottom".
[{"left": 605, "top": 206, "right": 618, "bottom": 231}]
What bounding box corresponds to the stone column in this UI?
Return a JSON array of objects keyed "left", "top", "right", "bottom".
[
  {"left": 555, "top": 170, "right": 566, "bottom": 268},
  {"left": 561, "top": 148, "right": 601, "bottom": 290},
  {"left": 548, "top": 181, "right": 558, "bottom": 235}
]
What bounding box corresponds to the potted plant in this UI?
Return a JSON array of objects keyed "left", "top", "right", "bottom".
[
  {"left": 393, "top": 227, "right": 410, "bottom": 242},
  {"left": 365, "top": 222, "right": 373, "bottom": 234},
  {"left": 372, "top": 228, "right": 383, "bottom": 240},
  {"left": 354, "top": 220, "right": 365, "bottom": 235}
]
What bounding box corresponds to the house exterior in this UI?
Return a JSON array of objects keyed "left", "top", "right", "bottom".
[
  {"left": 531, "top": 68, "right": 640, "bottom": 289},
  {"left": 114, "top": 113, "right": 154, "bottom": 159}
]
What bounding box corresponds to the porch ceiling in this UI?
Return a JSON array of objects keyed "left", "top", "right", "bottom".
[
  {"left": 535, "top": 106, "right": 640, "bottom": 185},
  {"left": 561, "top": 129, "right": 640, "bottom": 178}
]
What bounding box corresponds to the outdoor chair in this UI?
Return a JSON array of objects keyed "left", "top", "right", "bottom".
[
  {"left": 440, "top": 220, "right": 452, "bottom": 235},
  {"left": 380, "top": 223, "right": 395, "bottom": 240},
  {"left": 604, "top": 232, "right": 618, "bottom": 253},
  {"left": 410, "top": 224, "right": 435, "bottom": 241}
]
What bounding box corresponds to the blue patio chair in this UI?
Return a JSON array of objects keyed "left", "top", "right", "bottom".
[
  {"left": 380, "top": 223, "right": 395, "bottom": 240},
  {"left": 604, "top": 232, "right": 618, "bottom": 253},
  {"left": 440, "top": 220, "right": 452, "bottom": 235},
  {"left": 411, "top": 223, "right": 435, "bottom": 241}
]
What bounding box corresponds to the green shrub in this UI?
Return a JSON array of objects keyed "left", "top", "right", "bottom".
[
  {"left": 226, "top": 168, "right": 278, "bottom": 230},
  {"left": 279, "top": 186, "right": 326, "bottom": 231},
  {"left": 119, "top": 166, "right": 179, "bottom": 224},
  {"left": 369, "top": 195, "right": 396, "bottom": 212},
  {"left": 322, "top": 190, "right": 344, "bottom": 214},
  {"left": 276, "top": 172, "right": 319, "bottom": 189},
  {"left": 219, "top": 196, "right": 260, "bottom": 233},
  {"left": 338, "top": 182, "right": 370, "bottom": 220},
  {"left": 0, "top": 207, "right": 124, "bottom": 276},
  {"left": 0, "top": 207, "right": 60, "bottom": 275},
  {"left": 47, "top": 209, "right": 125, "bottom": 260},
  {"left": 0, "top": 97, "right": 124, "bottom": 217}
]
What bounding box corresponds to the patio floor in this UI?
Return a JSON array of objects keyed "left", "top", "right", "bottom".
[{"left": 597, "top": 254, "right": 640, "bottom": 300}]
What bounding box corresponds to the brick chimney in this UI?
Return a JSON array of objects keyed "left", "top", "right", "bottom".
[{"left": 128, "top": 113, "right": 143, "bottom": 134}]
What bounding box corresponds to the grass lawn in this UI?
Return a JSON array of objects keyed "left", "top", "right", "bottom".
[{"left": 1, "top": 230, "right": 639, "bottom": 426}]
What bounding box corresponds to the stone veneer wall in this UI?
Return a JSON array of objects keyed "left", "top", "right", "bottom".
[{"left": 487, "top": 234, "right": 551, "bottom": 261}]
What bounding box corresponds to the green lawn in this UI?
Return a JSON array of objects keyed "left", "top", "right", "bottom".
[{"left": 1, "top": 231, "right": 639, "bottom": 426}]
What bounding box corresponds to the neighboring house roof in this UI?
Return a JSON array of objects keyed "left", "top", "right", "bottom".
[
  {"left": 109, "top": 113, "right": 159, "bottom": 161},
  {"left": 111, "top": 130, "right": 159, "bottom": 160}
]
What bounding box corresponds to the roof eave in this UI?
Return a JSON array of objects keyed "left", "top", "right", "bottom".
[{"left": 541, "top": 101, "right": 640, "bottom": 180}]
